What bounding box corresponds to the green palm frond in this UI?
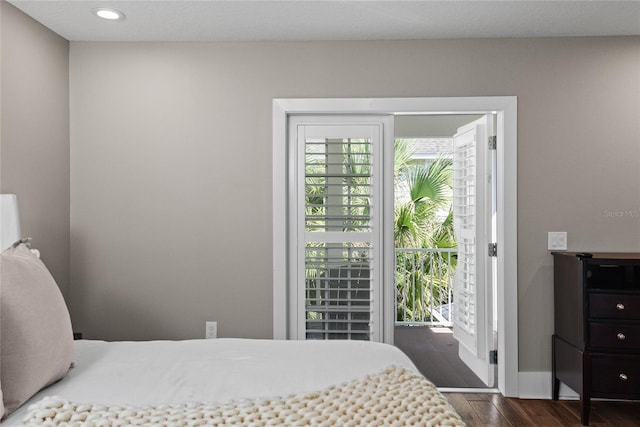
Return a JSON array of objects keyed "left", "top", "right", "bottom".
[
  {"left": 408, "top": 157, "right": 452, "bottom": 205},
  {"left": 395, "top": 203, "right": 428, "bottom": 248},
  {"left": 395, "top": 155, "right": 454, "bottom": 249},
  {"left": 394, "top": 148, "right": 456, "bottom": 323},
  {"left": 394, "top": 139, "right": 414, "bottom": 179},
  {"left": 427, "top": 209, "right": 456, "bottom": 249}
]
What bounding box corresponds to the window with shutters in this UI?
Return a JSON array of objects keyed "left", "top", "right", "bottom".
[
  {"left": 304, "top": 137, "right": 374, "bottom": 340},
  {"left": 451, "top": 115, "right": 495, "bottom": 387},
  {"left": 291, "top": 119, "right": 387, "bottom": 341},
  {"left": 452, "top": 132, "right": 478, "bottom": 340}
]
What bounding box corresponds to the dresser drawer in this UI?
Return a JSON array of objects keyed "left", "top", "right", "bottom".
[
  {"left": 590, "top": 322, "right": 640, "bottom": 350},
  {"left": 591, "top": 356, "right": 640, "bottom": 396},
  {"left": 589, "top": 293, "right": 640, "bottom": 320}
]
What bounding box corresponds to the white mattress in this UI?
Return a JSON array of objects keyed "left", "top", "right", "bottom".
[{"left": 3, "top": 338, "right": 417, "bottom": 426}]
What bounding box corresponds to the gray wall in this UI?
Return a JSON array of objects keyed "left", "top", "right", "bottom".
[
  {"left": 0, "top": 2, "right": 70, "bottom": 297},
  {"left": 68, "top": 37, "right": 640, "bottom": 373}
]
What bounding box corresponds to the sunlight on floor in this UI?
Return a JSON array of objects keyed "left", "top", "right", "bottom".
[{"left": 430, "top": 327, "right": 453, "bottom": 334}]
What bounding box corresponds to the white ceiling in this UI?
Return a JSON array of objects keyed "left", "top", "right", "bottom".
[{"left": 8, "top": 0, "right": 640, "bottom": 42}]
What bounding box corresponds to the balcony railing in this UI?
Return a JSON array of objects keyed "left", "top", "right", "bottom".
[{"left": 395, "top": 247, "right": 457, "bottom": 327}]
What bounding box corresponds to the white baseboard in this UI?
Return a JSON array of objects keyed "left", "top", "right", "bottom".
[{"left": 518, "top": 371, "right": 579, "bottom": 399}]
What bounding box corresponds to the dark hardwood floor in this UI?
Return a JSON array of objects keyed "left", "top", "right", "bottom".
[
  {"left": 396, "top": 325, "right": 640, "bottom": 425},
  {"left": 444, "top": 392, "right": 640, "bottom": 426}
]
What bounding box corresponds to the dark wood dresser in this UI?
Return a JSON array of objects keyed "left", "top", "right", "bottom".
[{"left": 552, "top": 252, "right": 640, "bottom": 425}]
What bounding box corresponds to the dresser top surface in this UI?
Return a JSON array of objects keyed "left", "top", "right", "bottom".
[{"left": 552, "top": 252, "right": 640, "bottom": 261}]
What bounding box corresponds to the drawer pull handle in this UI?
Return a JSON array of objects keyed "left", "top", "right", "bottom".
[
  {"left": 619, "top": 373, "right": 628, "bottom": 381},
  {"left": 617, "top": 333, "right": 626, "bottom": 340},
  {"left": 616, "top": 303, "right": 625, "bottom": 311}
]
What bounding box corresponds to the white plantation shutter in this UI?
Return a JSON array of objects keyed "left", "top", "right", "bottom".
[
  {"left": 452, "top": 130, "right": 479, "bottom": 342},
  {"left": 293, "top": 120, "right": 384, "bottom": 341},
  {"left": 452, "top": 115, "right": 495, "bottom": 387}
]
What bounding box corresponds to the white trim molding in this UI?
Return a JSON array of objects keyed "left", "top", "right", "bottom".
[{"left": 273, "top": 97, "right": 518, "bottom": 397}]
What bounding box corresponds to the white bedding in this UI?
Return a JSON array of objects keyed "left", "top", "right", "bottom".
[{"left": 3, "top": 338, "right": 418, "bottom": 426}]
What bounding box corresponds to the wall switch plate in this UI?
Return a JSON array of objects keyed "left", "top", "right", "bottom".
[
  {"left": 205, "top": 321, "right": 217, "bottom": 339},
  {"left": 548, "top": 232, "right": 568, "bottom": 250}
]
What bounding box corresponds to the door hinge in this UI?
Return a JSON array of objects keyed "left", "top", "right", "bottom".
[
  {"left": 488, "top": 243, "right": 497, "bottom": 257},
  {"left": 488, "top": 135, "right": 497, "bottom": 150},
  {"left": 489, "top": 350, "right": 498, "bottom": 365}
]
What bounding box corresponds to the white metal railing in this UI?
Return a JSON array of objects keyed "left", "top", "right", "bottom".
[{"left": 395, "top": 248, "right": 457, "bottom": 327}]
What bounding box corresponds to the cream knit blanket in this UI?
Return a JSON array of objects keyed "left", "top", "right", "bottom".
[{"left": 22, "top": 366, "right": 465, "bottom": 426}]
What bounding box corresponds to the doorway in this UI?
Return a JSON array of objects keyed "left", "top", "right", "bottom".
[
  {"left": 272, "top": 96, "right": 518, "bottom": 397},
  {"left": 392, "top": 114, "right": 496, "bottom": 389}
]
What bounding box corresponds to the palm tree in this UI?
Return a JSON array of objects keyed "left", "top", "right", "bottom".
[
  {"left": 394, "top": 140, "right": 453, "bottom": 249},
  {"left": 394, "top": 139, "right": 456, "bottom": 323}
]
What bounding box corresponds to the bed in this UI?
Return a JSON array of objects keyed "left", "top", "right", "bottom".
[{"left": 1, "top": 241, "right": 465, "bottom": 426}]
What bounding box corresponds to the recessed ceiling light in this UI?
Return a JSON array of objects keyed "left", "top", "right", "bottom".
[{"left": 93, "top": 8, "right": 125, "bottom": 21}]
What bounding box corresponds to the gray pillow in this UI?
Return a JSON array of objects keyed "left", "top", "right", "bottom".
[{"left": 0, "top": 242, "right": 73, "bottom": 417}]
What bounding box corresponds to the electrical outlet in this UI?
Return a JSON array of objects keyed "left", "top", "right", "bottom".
[
  {"left": 548, "top": 232, "right": 567, "bottom": 250},
  {"left": 205, "top": 321, "right": 217, "bottom": 339}
]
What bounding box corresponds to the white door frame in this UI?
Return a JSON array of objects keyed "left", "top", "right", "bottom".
[{"left": 273, "top": 97, "right": 518, "bottom": 397}]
